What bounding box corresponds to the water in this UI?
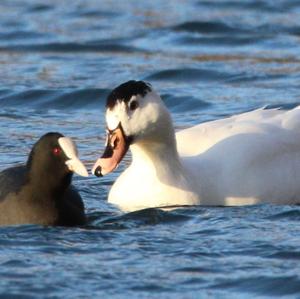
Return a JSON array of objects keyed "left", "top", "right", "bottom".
[{"left": 0, "top": 0, "right": 300, "bottom": 297}]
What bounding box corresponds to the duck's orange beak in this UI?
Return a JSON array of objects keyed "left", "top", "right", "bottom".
[{"left": 92, "top": 124, "right": 130, "bottom": 177}]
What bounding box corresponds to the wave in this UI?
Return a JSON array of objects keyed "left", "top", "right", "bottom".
[
  {"left": 145, "top": 68, "right": 236, "bottom": 82},
  {"left": 162, "top": 93, "right": 211, "bottom": 112},
  {"left": 0, "top": 30, "right": 48, "bottom": 41},
  {"left": 213, "top": 275, "right": 300, "bottom": 296},
  {"left": 88, "top": 208, "right": 191, "bottom": 229},
  {"left": 0, "top": 89, "right": 109, "bottom": 110},
  {"left": 171, "top": 19, "right": 300, "bottom": 42},
  {"left": 266, "top": 208, "right": 300, "bottom": 221},
  {"left": 198, "top": 0, "right": 300, "bottom": 13},
  {"left": 175, "top": 35, "right": 267, "bottom": 46},
  {"left": 172, "top": 21, "right": 250, "bottom": 34},
  {"left": 0, "top": 42, "right": 144, "bottom": 53}
]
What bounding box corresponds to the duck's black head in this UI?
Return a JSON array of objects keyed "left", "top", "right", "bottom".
[
  {"left": 106, "top": 80, "right": 151, "bottom": 110},
  {"left": 92, "top": 80, "right": 173, "bottom": 177}
]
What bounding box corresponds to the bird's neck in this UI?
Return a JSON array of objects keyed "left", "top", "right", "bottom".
[
  {"left": 130, "top": 135, "right": 186, "bottom": 183},
  {"left": 27, "top": 166, "right": 71, "bottom": 200},
  {"left": 110, "top": 137, "right": 199, "bottom": 212}
]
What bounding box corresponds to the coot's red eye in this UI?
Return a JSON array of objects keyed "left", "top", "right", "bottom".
[{"left": 53, "top": 147, "right": 61, "bottom": 155}]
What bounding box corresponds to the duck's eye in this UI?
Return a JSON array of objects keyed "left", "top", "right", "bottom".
[
  {"left": 53, "top": 147, "right": 62, "bottom": 156},
  {"left": 129, "top": 100, "right": 138, "bottom": 111}
]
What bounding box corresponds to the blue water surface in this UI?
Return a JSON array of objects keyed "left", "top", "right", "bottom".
[{"left": 1, "top": 0, "right": 300, "bottom": 298}]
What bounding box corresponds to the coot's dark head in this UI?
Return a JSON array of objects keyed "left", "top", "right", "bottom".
[{"left": 26, "top": 132, "right": 88, "bottom": 189}]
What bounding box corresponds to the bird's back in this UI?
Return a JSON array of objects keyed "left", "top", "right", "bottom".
[
  {"left": 0, "top": 165, "right": 86, "bottom": 226},
  {"left": 0, "top": 165, "right": 27, "bottom": 202},
  {"left": 176, "top": 107, "right": 300, "bottom": 157},
  {"left": 177, "top": 107, "right": 300, "bottom": 205}
]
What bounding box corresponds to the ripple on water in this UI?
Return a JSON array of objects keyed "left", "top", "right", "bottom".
[
  {"left": 0, "top": 42, "right": 145, "bottom": 54},
  {"left": 266, "top": 208, "right": 300, "bottom": 221},
  {"left": 0, "top": 89, "right": 109, "bottom": 109},
  {"left": 26, "top": 3, "right": 54, "bottom": 13},
  {"left": 0, "top": 30, "right": 49, "bottom": 41},
  {"left": 172, "top": 21, "right": 250, "bottom": 34},
  {"left": 162, "top": 93, "right": 211, "bottom": 113},
  {"left": 196, "top": 0, "right": 294, "bottom": 12},
  {"left": 212, "top": 275, "right": 300, "bottom": 296},
  {"left": 145, "top": 68, "right": 237, "bottom": 82}
]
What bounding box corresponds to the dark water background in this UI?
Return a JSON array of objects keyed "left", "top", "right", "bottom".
[{"left": 1, "top": 0, "right": 300, "bottom": 298}]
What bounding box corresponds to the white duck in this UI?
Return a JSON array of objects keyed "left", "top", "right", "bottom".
[{"left": 92, "top": 80, "right": 300, "bottom": 212}]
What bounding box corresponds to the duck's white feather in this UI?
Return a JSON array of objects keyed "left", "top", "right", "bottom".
[
  {"left": 105, "top": 87, "right": 300, "bottom": 211},
  {"left": 176, "top": 108, "right": 287, "bottom": 156}
]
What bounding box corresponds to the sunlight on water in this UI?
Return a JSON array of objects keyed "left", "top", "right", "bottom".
[{"left": 1, "top": 0, "right": 300, "bottom": 298}]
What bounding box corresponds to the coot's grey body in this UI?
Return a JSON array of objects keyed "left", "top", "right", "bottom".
[{"left": 0, "top": 133, "right": 88, "bottom": 226}]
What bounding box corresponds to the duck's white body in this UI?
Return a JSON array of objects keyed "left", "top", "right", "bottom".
[{"left": 93, "top": 81, "right": 300, "bottom": 212}]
